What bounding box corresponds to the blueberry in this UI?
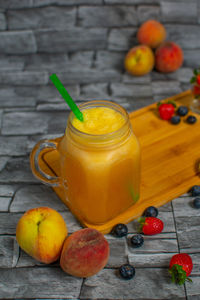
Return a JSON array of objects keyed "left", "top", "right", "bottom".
[
  {"left": 186, "top": 115, "right": 197, "bottom": 124},
  {"left": 190, "top": 185, "right": 200, "bottom": 196},
  {"left": 177, "top": 106, "right": 188, "bottom": 116},
  {"left": 171, "top": 115, "right": 181, "bottom": 124},
  {"left": 119, "top": 264, "right": 135, "bottom": 280},
  {"left": 112, "top": 223, "right": 128, "bottom": 237},
  {"left": 143, "top": 206, "right": 158, "bottom": 217},
  {"left": 193, "top": 197, "right": 200, "bottom": 209},
  {"left": 130, "top": 234, "right": 144, "bottom": 248}
]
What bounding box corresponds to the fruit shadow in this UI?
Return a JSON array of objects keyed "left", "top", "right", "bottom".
[
  {"left": 150, "top": 107, "right": 160, "bottom": 119},
  {"left": 194, "top": 158, "right": 200, "bottom": 177}
]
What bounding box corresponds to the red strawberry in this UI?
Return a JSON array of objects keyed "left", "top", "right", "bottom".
[
  {"left": 191, "top": 68, "right": 200, "bottom": 86},
  {"left": 169, "top": 253, "right": 193, "bottom": 285},
  {"left": 197, "top": 74, "right": 200, "bottom": 85},
  {"left": 158, "top": 102, "right": 176, "bottom": 120},
  {"left": 192, "top": 84, "right": 200, "bottom": 97},
  {"left": 139, "top": 217, "right": 164, "bottom": 235}
]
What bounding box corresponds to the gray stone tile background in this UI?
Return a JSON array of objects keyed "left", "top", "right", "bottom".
[{"left": 0, "top": 0, "right": 200, "bottom": 299}]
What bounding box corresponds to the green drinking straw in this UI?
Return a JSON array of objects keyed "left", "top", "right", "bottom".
[{"left": 50, "top": 73, "right": 84, "bottom": 122}]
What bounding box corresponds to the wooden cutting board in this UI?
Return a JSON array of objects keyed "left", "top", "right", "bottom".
[{"left": 38, "top": 90, "right": 200, "bottom": 233}]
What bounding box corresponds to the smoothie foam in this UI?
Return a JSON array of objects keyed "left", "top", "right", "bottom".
[{"left": 72, "top": 107, "right": 126, "bottom": 135}]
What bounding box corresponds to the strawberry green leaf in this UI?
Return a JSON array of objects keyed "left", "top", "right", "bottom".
[
  {"left": 138, "top": 216, "right": 146, "bottom": 232},
  {"left": 157, "top": 101, "right": 162, "bottom": 108},
  {"left": 194, "top": 69, "right": 198, "bottom": 75},
  {"left": 169, "top": 264, "right": 192, "bottom": 285},
  {"left": 167, "top": 100, "right": 176, "bottom": 108},
  {"left": 157, "top": 100, "right": 176, "bottom": 108},
  {"left": 190, "top": 77, "right": 196, "bottom": 84},
  {"left": 138, "top": 216, "right": 146, "bottom": 224}
]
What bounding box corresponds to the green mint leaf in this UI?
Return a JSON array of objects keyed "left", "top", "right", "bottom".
[{"left": 129, "top": 185, "right": 139, "bottom": 204}]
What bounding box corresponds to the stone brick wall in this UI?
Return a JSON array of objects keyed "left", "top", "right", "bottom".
[
  {"left": 0, "top": 0, "right": 199, "bottom": 121},
  {"left": 1, "top": 2, "right": 200, "bottom": 299}
]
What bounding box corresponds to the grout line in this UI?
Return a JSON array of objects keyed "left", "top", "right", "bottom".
[
  {"left": 91, "top": 51, "right": 97, "bottom": 68},
  {"left": 8, "top": 184, "right": 23, "bottom": 212},
  {"left": 75, "top": 5, "right": 79, "bottom": 27},
  {"left": 171, "top": 199, "right": 188, "bottom": 300},
  {"left": 78, "top": 278, "right": 85, "bottom": 299},
  {"left": 171, "top": 201, "right": 180, "bottom": 252}
]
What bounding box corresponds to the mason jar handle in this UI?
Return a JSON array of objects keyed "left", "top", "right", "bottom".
[{"left": 30, "top": 139, "right": 60, "bottom": 187}]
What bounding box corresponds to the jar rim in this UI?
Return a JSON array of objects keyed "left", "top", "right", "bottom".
[{"left": 68, "top": 100, "right": 130, "bottom": 140}]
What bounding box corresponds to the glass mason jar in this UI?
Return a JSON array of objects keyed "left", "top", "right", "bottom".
[
  {"left": 190, "top": 84, "right": 200, "bottom": 114},
  {"left": 30, "top": 100, "right": 141, "bottom": 226}
]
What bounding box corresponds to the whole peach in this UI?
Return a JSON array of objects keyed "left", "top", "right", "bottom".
[
  {"left": 155, "top": 41, "right": 183, "bottom": 73},
  {"left": 16, "top": 207, "right": 68, "bottom": 264},
  {"left": 137, "top": 20, "right": 166, "bottom": 49},
  {"left": 60, "top": 228, "right": 110, "bottom": 278},
  {"left": 124, "top": 45, "right": 155, "bottom": 76}
]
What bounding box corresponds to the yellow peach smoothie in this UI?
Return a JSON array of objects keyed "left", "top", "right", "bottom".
[
  {"left": 58, "top": 101, "right": 141, "bottom": 225},
  {"left": 72, "top": 107, "right": 126, "bottom": 135}
]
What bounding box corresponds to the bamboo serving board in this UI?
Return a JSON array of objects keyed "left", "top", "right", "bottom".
[{"left": 38, "top": 90, "right": 200, "bottom": 233}]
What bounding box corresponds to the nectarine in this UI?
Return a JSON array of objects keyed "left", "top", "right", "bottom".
[
  {"left": 137, "top": 20, "right": 166, "bottom": 49},
  {"left": 16, "top": 207, "right": 68, "bottom": 264},
  {"left": 60, "top": 228, "right": 110, "bottom": 278},
  {"left": 155, "top": 41, "right": 183, "bottom": 73},
  {"left": 124, "top": 45, "right": 155, "bottom": 76}
]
